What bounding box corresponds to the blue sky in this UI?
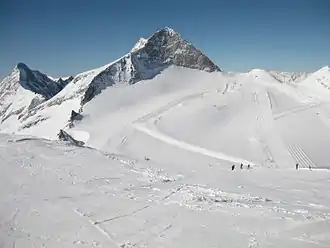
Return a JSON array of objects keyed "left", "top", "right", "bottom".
[{"left": 0, "top": 0, "right": 329, "bottom": 78}]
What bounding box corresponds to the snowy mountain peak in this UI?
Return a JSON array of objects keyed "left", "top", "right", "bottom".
[
  {"left": 0, "top": 63, "right": 70, "bottom": 126},
  {"left": 81, "top": 27, "right": 221, "bottom": 105},
  {"left": 6, "top": 63, "right": 67, "bottom": 99},
  {"left": 164, "top": 26, "right": 176, "bottom": 35},
  {"left": 15, "top": 62, "right": 30, "bottom": 71},
  {"left": 156, "top": 26, "right": 178, "bottom": 37},
  {"left": 131, "top": 37, "right": 148, "bottom": 52}
]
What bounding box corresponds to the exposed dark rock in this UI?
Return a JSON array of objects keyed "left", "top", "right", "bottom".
[
  {"left": 15, "top": 62, "right": 69, "bottom": 100},
  {"left": 68, "top": 110, "right": 84, "bottom": 128},
  {"left": 70, "top": 110, "right": 83, "bottom": 122},
  {"left": 58, "top": 129, "right": 85, "bottom": 146},
  {"left": 57, "top": 76, "right": 74, "bottom": 88}
]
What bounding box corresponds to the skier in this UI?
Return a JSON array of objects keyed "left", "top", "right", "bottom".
[
  {"left": 309, "top": 165, "right": 312, "bottom": 171},
  {"left": 247, "top": 164, "right": 251, "bottom": 169},
  {"left": 296, "top": 163, "right": 299, "bottom": 170},
  {"left": 240, "top": 163, "right": 243, "bottom": 169},
  {"left": 232, "top": 165, "right": 235, "bottom": 171}
]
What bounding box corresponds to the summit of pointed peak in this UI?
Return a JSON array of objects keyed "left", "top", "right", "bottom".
[
  {"left": 15, "top": 62, "right": 31, "bottom": 71},
  {"left": 153, "top": 26, "right": 180, "bottom": 38},
  {"left": 162, "top": 26, "right": 177, "bottom": 35}
]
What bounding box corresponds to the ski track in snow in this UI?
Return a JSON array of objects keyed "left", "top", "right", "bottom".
[
  {"left": 274, "top": 103, "right": 319, "bottom": 120},
  {"left": 131, "top": 81, "right": 255, "bottom": 165},
  {"left": 133, "top": 122, "right": 254, "bottom": 165},
  {"left": 125, "top": 76, "right": 326, "bottom": 169},
  {"left": 73, "top": 208, "right": 120, "bottom": 248}
]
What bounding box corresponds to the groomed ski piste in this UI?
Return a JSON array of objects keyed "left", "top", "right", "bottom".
[{"left": 1, "top": 66, "right": 330, "bottom": 247}]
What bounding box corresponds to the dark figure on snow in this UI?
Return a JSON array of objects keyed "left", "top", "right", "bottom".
[
  {"left": 296, "top": 163, "right": 299, "bottom": 170},
  {"left": 232, "top": 165, "right": 235, "bottom": 171},
  {"left": 247, "top": 164, "right": 251, "bottom": 169},
  {"left": 309, "top": 165, "right": 312, "bottom": 171},
  {"left": 240, "top": 163, "right": 243, "bottom": 169}
]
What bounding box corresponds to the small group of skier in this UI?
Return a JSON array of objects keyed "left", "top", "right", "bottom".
[
  {"left": 296, "top": 163, "right": 312, "bottom": 170},
  {"left": 231, "top": 162, "right": 313, "bottom": 171},
  {"left": 232, "top": 163, "right": 251, "bottom": 171}
]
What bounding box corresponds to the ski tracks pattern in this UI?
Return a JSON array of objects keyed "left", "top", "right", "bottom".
[
  {"left": 287, "top": 144, "right": 317, "bottom": 169},
  {"left": 254, "top": 91, "right": 276, "bottom": 167}
]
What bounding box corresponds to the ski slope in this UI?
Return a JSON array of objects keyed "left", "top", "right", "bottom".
[
  {"left": 1, "top": 66, "right": 330, "bottom": 247},
  {"left": 68, "top": 66, "right": 330, "bottom": 170}
]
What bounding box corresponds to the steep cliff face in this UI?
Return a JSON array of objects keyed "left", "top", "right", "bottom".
[{"left": 81, "top": 27, "right": 220, "bottom": 105}]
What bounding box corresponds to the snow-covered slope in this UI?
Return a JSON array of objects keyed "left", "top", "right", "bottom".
[
  {"left": 297, "top": 66, "right": 330, "bottom": 101},
  {"left": 62, "top": 64, "right": 330, "bottom": 170},
  {"left": 1, "top": 133, "right": 330, "bottom": 248}
]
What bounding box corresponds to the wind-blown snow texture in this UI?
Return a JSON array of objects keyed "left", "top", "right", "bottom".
[{"left": 1, "top": 27, "right": 330, "bottom": 247}]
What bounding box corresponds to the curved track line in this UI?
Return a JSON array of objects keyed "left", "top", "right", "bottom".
[
  {"left": 136, "top": 83, "right": 229, "bottom": 123},
  {"left": 133, "top": 122, "right": 254, "bottom": 165},
  {"left": 274, "top": 103, "right": 319, "bottom": 120},
  {"left": 131, "top": 82, "right": 255, "bottom": 165}
]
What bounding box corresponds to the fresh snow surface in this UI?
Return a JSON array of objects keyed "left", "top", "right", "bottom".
[
  {"left": 1, "top": 133, "right": 330, "bottom": 248},
  {"left": 1, "top": 66, "right": 330, "bottom": 247}
]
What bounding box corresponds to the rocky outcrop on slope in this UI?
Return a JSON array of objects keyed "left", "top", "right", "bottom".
[
  {"left": 57, "top": 76, "right": 74, "bottom": 88},
  {"left": 67, "top": 110, "right": 83, "bottom": 128},
  {"left": 58, "top": 129, "right": 85, "bottom": 146}
]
